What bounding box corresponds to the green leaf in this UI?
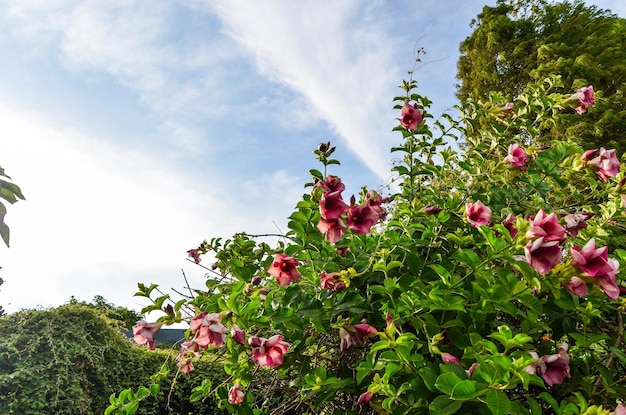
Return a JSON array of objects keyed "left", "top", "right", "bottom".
[
  {"left": 486, "top": 389, "right": 511, "bottom": 415},
  {"left": 356, "top": 361, "right": 372, "bottom": 384},
  {"left": 429, "top": 395, "right": 462, "bottom": 415},
  {"left": 418, "top": 366, "right": 438, "bottom": 391},
  {"left": 124, "top": 401, "right": 139, "bottom": 415},
  {"left": 309, "top": 169, "right": 324, "bottom": 181},
  {"left": 383, "top": 362, "right": 403, "bottom": 382},
  {"left": 450, "top": 380, "right": 488, "bottom": 400},
  {"left": 136, "top": 386, "right": 149, "bottom": 400},
  {"left": 0, "top": 180, "right": 25, "bottom": 203},
  {"left": 1, "top": 221, "right": 9, "bottom": 247},
  {"left": 452, "top": 249, "right": 480, "bottom": 269},
  {"left": 298, "top": 298, "right": 323, "bottom": 317},
  {"left": 435, "top": 371, "right": 464, "bottom": 395},
  {"left": 538, "top": 392, "right": 560, "bottom": 415},
  {"left": 289, "top": 211, "right": 309, "bottom": 223}
]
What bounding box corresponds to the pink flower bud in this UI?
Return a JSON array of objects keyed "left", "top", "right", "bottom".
[{"left": 357, "top": 391, "right": 373, "bottom": 405}]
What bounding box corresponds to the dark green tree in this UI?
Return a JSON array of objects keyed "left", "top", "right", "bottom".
[
  {"left": 457, "top": 0, "right": 626, "bottom": 153},
  {"left": 0, "top": 304, "right": 226, "bottom": 415},
  {"left": 67, "top": 295, "right": 143, "bottom": 329}
]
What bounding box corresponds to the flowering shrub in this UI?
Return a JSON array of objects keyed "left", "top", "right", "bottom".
[{"left": 110, "top": 74, "right": 626, "bottom": 415}]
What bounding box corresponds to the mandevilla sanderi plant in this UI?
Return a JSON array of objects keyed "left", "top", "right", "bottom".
[{"left": 108, "top": 72, "right": 626, "bottom": 415}]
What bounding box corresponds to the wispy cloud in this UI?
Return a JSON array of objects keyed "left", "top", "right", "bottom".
[
  {"left": 3, "top": 1, "right": 251, "bottom": 153},
  {"left": 208, "top": 1, "right": 402, "bottom": 181}
]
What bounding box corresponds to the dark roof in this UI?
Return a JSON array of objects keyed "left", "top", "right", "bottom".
[{"left": 121, "top": 328, "right": 187, "bottom": 345}]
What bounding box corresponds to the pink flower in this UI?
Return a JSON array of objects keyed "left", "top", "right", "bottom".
[
  {"left": 347, "top": 203, "right": 380, "bottom": 234},
  {"left": 441, "top": 353, "right": 461, "bottom": 365},
  {"left": 132, "top": 320, "right": 162, "bottom": 350},
  {"left": 366, "top": 190, "right": 389, "bottom": 220},
  {"left": 465, "top": 200, "right": 492, "bottom": 227},
  {"left": 180, "top": 338, "right": 203, "bottom": 356},
  {"left": 613, "top": 404, "right": 626, "bottom": 415},
  {"left": 466, "top": 363, "right": 480, "bottom": 378},
  {"left": 187, "top": 248, "right": 201, "bottom": 264},
  {"left": 398, "top": 102, "right": 423, "bottom": 131},
  {"left": 596, "top": 258, "right": 620, "bottom": 299},
  {"left": 563, "top": 212, "right": 593, "bottom": 237},
  {"left": 537, "top": 343, "right": 571, "bottom": 386},
  {"left": 190, "top": 312, "right": 227, "bottom": 348},
  {"left": 526, "top": 210, "right": 566, "bottom": 242},
  {"left": 581, "top": 148, "right": 620, "bottom": 182},
  {"left": 570, "top": 85, "right": 595, "bottom": 114},
  {"left": 356, "top": 391, "right": 373, "bottom": 405},
  {"left": 320, "top": 271, "right": 346, "bottom": 292},
  {"left": 175, "top": 354, "right": 194, "bottom": 373},
  {"left": 571, "top": 238, "right": 614, "bottom": 278},
  {"left": 268, "top": 254, "right": 301, "bottom": 286},
  {"left": 339, "top": 323, "right": 377, "bottom": 353},
  {"left": 497, "top": 102, "right": 515, "bottom": 119},
  {"left": 503, "top": 143, "right": 527, "bottom": 168},
  {"left": 317, "top": 217, "right": 347, "bottom": 243},
  {"left": 231, "top": 325, "right": 246, "bottom": 345},
  {"left": 440, "top": 353, "right": 480, "bottom": 378},
  {"left": 565, "top": 276, "right": 588, "bottom": 297},
  {"left": 570, "top": 239, "right": 620, "bottom": 299},
  {"left": 249, "top": 334, "right": 290, "bottom": 367},
  {"left": 525, "top": 237, "right": 562, "bottom": 275},
  {"left": 319, "top": 193, "right": 349, "bottom": 220},
  {"left": 228, "top": 383, "right": 245, "bottom": 405},
  {"left": 314, "top": 175, "right": 346, "bottom": 195},
  {"left": 502, "top": 213, "right": 518, "bottom": 238}
]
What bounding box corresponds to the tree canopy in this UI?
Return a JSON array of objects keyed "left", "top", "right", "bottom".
[{"left": 457, "top": 0, "right": 626, "bottom": 153}]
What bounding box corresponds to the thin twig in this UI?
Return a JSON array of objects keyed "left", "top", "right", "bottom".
[
  {"left": 171, "top": 287, "right": 194, "bottom": 300},
  {"left": 245, "top": 233, "right": 288, "bottom": 238},
  {"left": 181, "top": 269, "right": 195, "bottom": 299}
]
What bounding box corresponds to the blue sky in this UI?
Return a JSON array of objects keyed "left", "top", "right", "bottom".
[{"left": 0, "top": 0, "right": 623, "bottom": 315}]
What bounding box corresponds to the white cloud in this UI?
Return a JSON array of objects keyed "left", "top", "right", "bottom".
[
  {"left": 208, "top": 1, "right": 401, "bottom": 181},
  {"left": 2, "top": 1, "right": 244, "bottom": 152},
  {"left": 0, "top": 104, "right": 298, "bottom": 313}
]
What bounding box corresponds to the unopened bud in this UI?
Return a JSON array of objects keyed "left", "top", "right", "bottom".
[{"left": 318, "top": 141, "right": 330, "bottom": 153}]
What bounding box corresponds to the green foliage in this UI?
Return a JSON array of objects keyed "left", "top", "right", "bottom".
[
  {"left": 457, "top": 0, "right": 626, "bottom": 154},
  {"left": 0, "top": 304, "right": 227, "bottom": 415},
  {"left": 0, "top": 165, "right": 25, "bottom": 248},
  {"left": 130, "top": 72, "right": 626, "bottom": 414},
  {"left": 67, "top": 295, "right": 143, "bottom": 329}
]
